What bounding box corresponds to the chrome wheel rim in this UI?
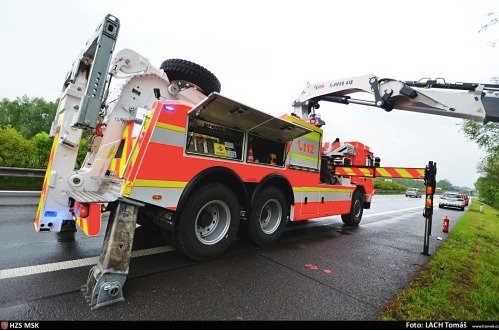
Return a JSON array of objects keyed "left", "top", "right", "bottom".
[
  {"left": 259, "top": 199, "right": 282, "bottom": 234},
  {"left": 195, "top": 200, "right": 231, "bottom": 245},
  {"left": 354, "top": 199, "right": 362, "bottom": 218}
]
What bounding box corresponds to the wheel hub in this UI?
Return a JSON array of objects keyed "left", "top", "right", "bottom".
[
  {"left": 195, "top": 200, "right": 231, "bottom": 245},
  {"left": 259, "top": 199, "right": 282, "bottom": 234},
  {"left": 354, "top": 200, "right": 362, "bottom": 218}
]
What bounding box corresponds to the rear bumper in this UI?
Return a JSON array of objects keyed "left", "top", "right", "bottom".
[{"left": 439, "top": 202, "right": 465, "bottom": 208}]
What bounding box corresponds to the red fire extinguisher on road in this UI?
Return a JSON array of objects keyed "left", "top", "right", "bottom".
[{"left": 442, "top": 216, "right": 449, "bottom": 233}]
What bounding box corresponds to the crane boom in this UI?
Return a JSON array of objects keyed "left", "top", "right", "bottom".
[{"left": 292, "top": 75, "right": 499, "bottom": 124}]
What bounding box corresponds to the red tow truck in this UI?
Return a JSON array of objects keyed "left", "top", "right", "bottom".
[{"left": 34, "top": 15, "right": 499, "bottom": 308}]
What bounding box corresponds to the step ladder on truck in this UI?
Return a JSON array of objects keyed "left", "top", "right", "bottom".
[{"left": 34, "top": 14, "right": 499, "bottom": 309}]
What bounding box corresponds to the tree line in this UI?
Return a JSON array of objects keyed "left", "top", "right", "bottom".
[
  {"left": 462, "top": 120, "right": 499, "bottom": 209},
  {"left": 374, "top": 178, "right": 473, "bottom": 194},
  {"left": 0, "top": 97, "right": 88, "bottom": 168}
]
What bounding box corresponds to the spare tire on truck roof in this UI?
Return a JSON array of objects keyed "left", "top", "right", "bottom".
[{"left": 160, "top": 58, "right": 221, "bottom": 95}]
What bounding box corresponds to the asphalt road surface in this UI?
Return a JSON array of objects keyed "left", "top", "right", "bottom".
[{"left": 0, "top": 193, "right": 467, "bottom": 321}]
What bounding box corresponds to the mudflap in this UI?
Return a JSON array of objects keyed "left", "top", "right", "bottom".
[{"left": 82, "top": 199, "right": 142, "bottom": 310}]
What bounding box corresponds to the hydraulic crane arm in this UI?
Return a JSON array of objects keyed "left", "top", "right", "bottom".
[{"left": 292, "top": 75, "right": 499, "bottom": 124}]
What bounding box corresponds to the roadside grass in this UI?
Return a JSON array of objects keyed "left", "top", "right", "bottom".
[
  {"left": 380, "top": 200, "right": 499, "bottom": 320},
  {"left": 0, "top": 177, "right": 43, "bottom": 190}
]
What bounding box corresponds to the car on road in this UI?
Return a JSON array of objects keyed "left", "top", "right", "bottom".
[
  {"left": 439, "top": 192, "right": 466, "bottom": 211},
  {"left": 405, "top": 188, "right": 422, "bottom": 198}
]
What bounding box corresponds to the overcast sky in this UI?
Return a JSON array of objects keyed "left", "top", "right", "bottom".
[{"left": 1, "top": 0, "right": 497, "bottom": 188}]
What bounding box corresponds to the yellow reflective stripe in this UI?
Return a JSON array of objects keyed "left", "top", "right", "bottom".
[
  {"left": 133, "top": 179, "right": 188, "bottom": 188},
  {"left": 109, "top": 159, "right": 117, "bottom": 172},
  {"left": 341, "top": 167, "right": 356, "bottom": 176},
  {"left": 76, "top": 217, "right": 89, "bottom": 235},
  {"left": 142, "top": 115, "right": 151, "bottom": 132},
  {"left": 106, "top": 145, "right": 116, "bottom": 160},
  {"left": 396, "top": 168, "right": 412, "bottom": 178},
  {"left": 289, "top": 152, "right": 319, "bottom": 162},
  {"left": 377, "top": 167, "right": 391, "bottom": 177},
  {"left": 303, "top": 132, "right": 321, "bottom": 142},
  {"left": 156, "top": 122, "right": 186, "bottom": 133},
  {"left": 119, "top": 129, "right": 129, "bottom": 176},
  {"left": 129, "top": 142, "right": 140, "bottom": 169},
  {"left": 281, "top": 114, "right": 322, "bottom": 132},
  {"left": 82, "top": 219, "right": 89, "bottom": 235},
  {"left": 122, "top": 181, "right": 132, "bottom": 197},
  {"left": 416, "top": 169, "right": 425, "bottom": 177},
  {"left": 359, "top": 168, "right": 372, "bottom": 176},
  {"left": 293, "top": 187, "right": 354, "bottom": 193}
]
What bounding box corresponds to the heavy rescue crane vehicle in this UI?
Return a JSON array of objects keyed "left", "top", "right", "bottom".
[{"left": 35, "top": 15, "right": 499, "bottom": 309}]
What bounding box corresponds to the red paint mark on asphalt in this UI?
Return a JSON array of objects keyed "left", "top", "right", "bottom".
[
  {"left": 323, "top": 269, "right": 332, "bottom": 274},
  {"left": 304, "top": 263, "right": 319, "bottom": 270}
]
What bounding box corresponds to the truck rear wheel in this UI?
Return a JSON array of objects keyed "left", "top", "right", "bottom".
[
  {"left": 341, "top": 190, "right": 364, "bottom": 226},
  {"left": 244, "top": 186, "right": 288, "bottom": 246},
  {"left": 175, "top": 183, "right": 239, "bottom": 261},
  {"left": 160, "top": 58, "right": 221, "bottom": 95}
]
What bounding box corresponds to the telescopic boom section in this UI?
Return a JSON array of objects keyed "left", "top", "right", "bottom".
[{"left": 292, "top": 75, "right": 499, "bottom": 124}]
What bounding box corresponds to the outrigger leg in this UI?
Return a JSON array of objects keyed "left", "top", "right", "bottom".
[{"left": 83, "top": 199, "right": 142, "bottom": 309}]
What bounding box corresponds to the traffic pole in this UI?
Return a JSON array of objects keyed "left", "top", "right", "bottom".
[{"left": 422, "top": 161, "right": 437, "bottom": 256}]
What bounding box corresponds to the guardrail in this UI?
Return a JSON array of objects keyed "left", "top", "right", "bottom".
[{"left": 0, "top": 167, "right": 45, "bottom": 178}]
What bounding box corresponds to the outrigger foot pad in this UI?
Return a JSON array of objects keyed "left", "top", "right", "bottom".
[
  {"left": 82, "top": 199, "right": 141, "bottom": 309},
  {"left": 84, "top": 265, "right": 127, "bottom": 309}
]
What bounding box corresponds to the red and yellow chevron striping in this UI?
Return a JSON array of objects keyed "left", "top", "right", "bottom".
[
  {"left": 334, "top": 166, "right": 424, "bottom": 179},
  {"left": 109, "top": 122, "right": 137, "bottom": 178}
]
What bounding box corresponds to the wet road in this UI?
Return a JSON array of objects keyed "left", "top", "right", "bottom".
[{"left": 0, "top": 194, "right": 466, "bottom": 320}]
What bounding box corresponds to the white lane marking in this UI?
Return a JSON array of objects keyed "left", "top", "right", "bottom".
[
  {"left": 0, "top": 246, "right": 174, "bottom": 280},
  {"left": 364, "top": 206, "right": 421, "bottom": 218},
  {"left": 286, "top": 206, "right": 422, "bottom": 231},
  {"left": 0, "top": 206, "right": 422, "bottom": 279},
  {"left": 362, "top": 211, "right": 422, "bottom": 227}
]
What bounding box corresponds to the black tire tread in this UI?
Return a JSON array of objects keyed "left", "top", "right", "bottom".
[
  {"left": 341, "top": 190, "right": 364, "bottom": 226},
  {"left": 174, "top": 183, "right": 239, "bottom": 261},
  {"left": 243, "top": 186, "right": 288, "bottom": 246},
  {"left": 160, "top": 59, "right": 221, "bottom": 95}
]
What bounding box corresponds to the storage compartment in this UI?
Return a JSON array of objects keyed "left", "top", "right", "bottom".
[
  {"left": 186, "top": 118, "right": 244, "bottom": 160},
  {"left": 247, "top": 134, "right": 285, "bottom": 167}
]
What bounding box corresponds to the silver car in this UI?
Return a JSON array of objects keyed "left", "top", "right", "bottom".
[
  {"left": 405, "top": 188, "right": 422, "bottom": 198},
  {"left": 439, "top": 192, "right": 465, "bottom": 211}
]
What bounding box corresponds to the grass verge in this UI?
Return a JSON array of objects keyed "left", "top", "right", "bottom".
[
  {"left": 380, "top": 200, "right": 499, "bottom": 320},
  {"left": 0, "top": 177, "right": 43, "bottom": 190}
]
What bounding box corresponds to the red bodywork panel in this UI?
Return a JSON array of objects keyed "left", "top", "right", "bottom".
[{"left": 115, "top": 100, "right": 375, "bottom": 222}]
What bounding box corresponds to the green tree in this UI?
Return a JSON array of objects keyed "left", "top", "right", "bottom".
[
  {"left": 31, "top": 132, "right": 53, "bottom": 168},
  {"left": 462, "top": 120, "right": 499, "bottom": 153},
  {"left": 0, "top": 96, "right": 57, "bottom": 138},
  {"left": 436, "top": 179, "right": 456, "bottom": 192},
  {"left": 374, "top": 179, "right": 407, "bottom": 192},
  {"left": 0, "top": 126, "right": 36, "bottom": 167},
  {"left": 462, "top": 120, "right": 499, "bottom": 208}
]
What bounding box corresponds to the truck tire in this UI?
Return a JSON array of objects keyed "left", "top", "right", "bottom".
[
  {"left": 244, "top": 186, "right": 288, "bottom": 246},
  {"left": 160, "top": 228, "right": 176, "bottom": 247},
  {"left": 341, "top": 190, "right": 364, "bottom": 226},
  {"left": 160, "top": 59, "right": 221, "bottom": 95},
  {"left": 57, "top": 219, "right": 76, "bottom": 241},
  {"left": 174, "top": 183, "right": 239, "bottom": 261}
]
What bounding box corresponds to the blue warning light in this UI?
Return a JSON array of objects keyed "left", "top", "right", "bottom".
[
  {"left": 163, "top": 105, "right": 175, "bottom": 112},
  {"left": 44, "top": 211, "right": 58, "bottom": 217}
]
